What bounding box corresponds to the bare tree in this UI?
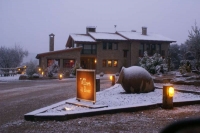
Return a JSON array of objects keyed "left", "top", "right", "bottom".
[{"left": 0, "top": 45, "right": 28, "bottom": 69}]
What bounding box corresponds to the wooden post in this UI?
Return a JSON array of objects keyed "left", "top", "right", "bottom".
[
  {"left": 162, "top": 85, "right": 173, "bottom": 109},
  {"left": 112, "top": 75, "right": 115, "bottom": 86},
  {"left": 96, "top": 78, "right": 100, "bottom": 92}
]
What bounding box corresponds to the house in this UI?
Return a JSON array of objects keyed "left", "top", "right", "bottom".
[{"left": 36, "top": 26, "right": 176, "bottom": 75}]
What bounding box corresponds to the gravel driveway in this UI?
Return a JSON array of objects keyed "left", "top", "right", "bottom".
[{"left": 0, "top": 78, "right": 200, "bottom": 133}]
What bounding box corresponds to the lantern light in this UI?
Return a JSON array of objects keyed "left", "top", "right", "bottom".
[
  {"left": 168, "top": 87, "right": 174, "bottom": 97},
  {"left": 59, "top": 74, "right": 63, "bottom": 80},
  {"left": 39, "top": 68, "right": 41, "bottom": 71},
  {"left": 65, "top": 107, "right": 72, "bottom": 111},
  {"left": 94, "top": 59, "right": 97, "bottom": 63},
  {"left": 42, "top": 71, "right": 44, "bottom": 76},
  {"left": 110, "top": 76, "right": 112, "bottom": 80},
  {"left": 163, "top": 85, "right": 174, "bottom": 109}
]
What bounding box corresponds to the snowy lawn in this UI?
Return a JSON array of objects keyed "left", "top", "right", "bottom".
[
  {"left": 0, "top": 74, "right": 21, "bottom": 81},
  {"left": 44, "top": 84, "right": 200, "bottom": 114}
]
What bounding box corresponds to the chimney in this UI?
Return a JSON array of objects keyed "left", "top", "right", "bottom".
[
  {"left": 86, "top": 26, "right": 96, "bottom": 34},
  {"left": 49, "top": 33, "right": 55, "bottom": 51},
  {"left": 142, "top": 27, "right": 147, "bottom": 35}
]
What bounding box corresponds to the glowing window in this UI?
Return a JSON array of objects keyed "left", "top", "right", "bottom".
[
  {"left": 63, "top": 59, "right": 75, "bottom": 68},
  {"left": 113, "top": 60, "right": 118, "bottom": 67},
  {"left": 107, "top": 60, "right": 112, "bottom": 67}
]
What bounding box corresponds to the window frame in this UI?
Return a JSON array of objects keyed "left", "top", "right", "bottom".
[
  {"left": 113, "top": 60, "right": 118, "bottom": 67},
  {"left": 107, "top": 60, "right": 112, "bottom": 67},
  {"left": 102, "top": 60, "right": 106, "bottom": 67},
  {"left": 63, "top": 59, "right": 75, "bottom": 68}
]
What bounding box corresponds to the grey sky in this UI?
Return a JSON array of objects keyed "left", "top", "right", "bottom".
[{"left": 0, "top": 0, "right": 200, "bottom": 53}]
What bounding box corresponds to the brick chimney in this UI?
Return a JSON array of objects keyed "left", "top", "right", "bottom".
[
  {"left": 142, "top": 27, "right": 147, "bottom": 35},
  {"left": 86, "top": 26, "right": 96, "bottom": 34},
  {"left": 49, "top": 33, "right": 55, "bottom": 51}
]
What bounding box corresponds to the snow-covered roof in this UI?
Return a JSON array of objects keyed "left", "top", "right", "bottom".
[
  {"left": 70, "top": 34, "right": 96, "bottom": 42},
  {"left": 117, "top": 31, "right": 176, "bottom": 42},
  {"left": 88, "top": 32, "right": 126, "bottom": 40}
]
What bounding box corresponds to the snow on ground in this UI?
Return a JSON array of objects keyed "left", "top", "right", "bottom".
[
  {"left": 0, "top": 74, "right": 20, "bottom": 81},
  {"left": 45, "top": 84, "right": 200, "bottom": 113}
]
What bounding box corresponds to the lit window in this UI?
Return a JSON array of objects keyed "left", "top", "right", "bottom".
[
  {"left": 63, "top": 59, "right": 75, "bottom": 68},
  {"left": 113, "top": 60, "right": 118, "bottom": 67},
  {"left": 107, "top": 60, "right": 112, "bottom": 67},
  {"left": 102, "top": 60, "right": 106, "bottom": 67}
]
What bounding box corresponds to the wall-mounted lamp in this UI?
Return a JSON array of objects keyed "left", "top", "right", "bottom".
[
  {"left": 163, "top": 84, "right": 174, "bottom": 109},
  {"left": 94, "top": 59, "right": 97, "bottom": 63}
]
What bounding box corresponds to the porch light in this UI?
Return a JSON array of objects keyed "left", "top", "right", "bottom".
[
  {"left": 42, "top": 71, "right": 44, "bottom": 76},
  {"left": 163, "top": 84, "right": 174, "bottom": 109},
  {"left": 38, "top": 68, "right": 41, "bottom": 72},
  {"left": 94, "top": 59, "right": 97, "bottom": 63},
  {"left": 109, "top": 75, "right": 112, "bottom": 80}
]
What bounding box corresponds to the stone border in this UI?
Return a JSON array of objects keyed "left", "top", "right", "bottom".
[{"left": 24, "top": 89, "right": 200, "bottom": 121}]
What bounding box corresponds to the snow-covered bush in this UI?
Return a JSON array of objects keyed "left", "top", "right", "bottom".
[
  {"left": 47, "top": 60, "right": 59, "bottom": 77},
  {"left": 70, "top": 61, "right": 81, "bottom": 76},
  {"left": 179, "top": 60, "right": 192, "bottom": 74},
  {"left": 26, "top": 60, "right": 37, "bottom": 77},
  {"left": 139, "top": 51, "right": 167, "bottom": 74}
]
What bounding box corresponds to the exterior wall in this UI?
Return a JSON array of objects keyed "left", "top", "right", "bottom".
[
  {"left": 130, "top": 41, "right": 140, "bottom": 66},
  {"left": 96, "top": 41, "right": 130, "bottom": 74},
  {"left": 39, "top": 49, "right": 81, "bottom": 76}
]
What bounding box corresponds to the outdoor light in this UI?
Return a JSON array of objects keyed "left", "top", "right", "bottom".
[
  {"left": 110, "top": 75, "right": 115, "bottom": 85},
  {"left": 59, "top": 74, "right": 63, "bottom": 80},
  {"left": 65, "top": 107, "right": 72, "bottom": 111},
  {"left": 38, "top": 68, "right": 41, "bottom": 72},
  {"left": 18, "top": 68, "right": 20, "bottom": 71},
  {"left": 94, "top": 59, "right": 97, "bottom": 63},
  {"left": 42, "top": 71, "right": 44, "bottom": 76},
  {"left": 163, "top": 84, "right": 175, "bottom": 109},
  {"left": 168, "top": 87, "right": 174, "bottom": 97}
]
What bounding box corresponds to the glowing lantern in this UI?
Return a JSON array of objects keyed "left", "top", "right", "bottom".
[
  {"left": 59, "top": 74, "right": 63, "bottom": 80},
  {"left": 94, "top": 59, "right": 97, "bottom": 63},
  {"left": 110, "top": 75, "right": 115, "bottom": 85},
  {"left": 38, "top": 68, "right": 41, "bottom": 72},
  {"left": 42, "top": 71, "right": 44, "bottom": 76},
  {"left": 163, "top": 85, "right": 174, "bottom": 109},
  {"left": 168, "top": 87, "right": 174, "bottom": 97},
  {"left": 65, "top": 107, "right": 72, "bottom": 111}
]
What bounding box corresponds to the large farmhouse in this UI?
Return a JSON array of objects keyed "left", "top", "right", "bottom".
[{"left": 36, "top": 26, "right": 176, "bottom": 75}]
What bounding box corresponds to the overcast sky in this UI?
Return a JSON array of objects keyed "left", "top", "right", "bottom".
[{"left": 1, "top": 0, "right": 200, "bottom": 54}]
